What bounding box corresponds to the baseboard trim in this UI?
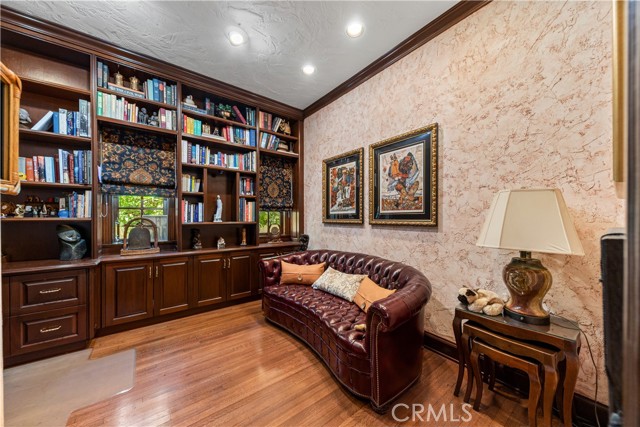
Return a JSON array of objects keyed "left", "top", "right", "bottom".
[{"left": 423, "top": 331, "right": 609, "bottom": 427}]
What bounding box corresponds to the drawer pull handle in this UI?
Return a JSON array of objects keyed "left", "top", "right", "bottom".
[
  {"left": 39, "top": 288, "right": 62, "bottom": 294},
  {"left": 40, "top": 325, "right": 62, "bottom": 333}
]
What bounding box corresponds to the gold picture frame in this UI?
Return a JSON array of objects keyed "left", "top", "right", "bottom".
[
  {"left": 322, "top": 148, "right": 364, "bottom": 224},
  {"left": 1, "top": 62, "right": 22, "bottom": 196},
  {"left": 369, "top": 124, "right": 438, "bottom": 226},
  {"left": 612, "top": 0, "right": 627, "bottom": 197}
]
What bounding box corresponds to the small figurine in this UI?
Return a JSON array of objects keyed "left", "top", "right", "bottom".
[
  {"left": 216, "top": 103, "right": 232, "bottom": 119},
  {"left": 184, "top": 95, "right": 197, "bottom": 107},
  {"left": 1, "top": 201, "right": 16, "bottom": 217},
  {"left": 213, "top": 195, "right": 223, "bottom": 222},
  {"left": 114, "top": 70, "right": 124, "bottom": 86},
  {"left": 147, "top": 112, "right": 159, "bottom": 127},
  {"left": 57, "top": 225, "right": 87, "bottom": 261},
  {"left": 41, "top": 204, "right": 48, "bottom": 217},
  {"left": 14, "top": 204, "right": 25, "bottom": 218},
  {"left": 279, "top": 120, "right": 292, "bottom": 135},
  {"left": 202, "top": 123, "right": 211, "bottom": 135},
  {"left": 24, "top": 206, "right": 34, "bottom": 218},
  {"left": 19, "top": 108, "right": 31, "bottom": 128},
  {"left": 217, "top": 236, "right": 226, "bottom": 250},
  {"left": 213, "top": 127, "right": 221, "bottom": 136},
  {"left": 299, "top": 234, "right": 310, "bottom": 251},
  {"left": 191, "top": 228, "right": 202, "bottom": 250},
  {"left": 138, "top": 107, "right": 149, "bottom": 125},
  {"left": 240, "top": 227, "right": 247, "bottom": 246},
  {"left": 129, "top": 75, "right": 140, "bottom": 91}
]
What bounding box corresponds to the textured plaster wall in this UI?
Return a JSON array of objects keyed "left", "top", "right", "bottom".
[{"left": 304, "top": 1, "right": 624, "bottom": 401}]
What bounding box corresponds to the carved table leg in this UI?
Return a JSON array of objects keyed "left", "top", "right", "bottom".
[
  {"left": 453, "top": 315, "right": 464, "bottom": 396},
  {"left": 462, "top": 330, "right": 474, "bottom": 403},
  {"left": 470, "top": 344, "right": 484, "bottom": 411},
  {"left": 528, "top": 367, "right": 542, "bottom": 427},
  {"left": 542, "top": 364, "right": 559, "bottom": 427},
  {"left": 562, "top": 351, "right": 580, "bottom": 427}
]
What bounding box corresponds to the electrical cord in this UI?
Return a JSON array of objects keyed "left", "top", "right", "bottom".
[{"left": 551, "top": 315, "right": 601, "bottom": 427}]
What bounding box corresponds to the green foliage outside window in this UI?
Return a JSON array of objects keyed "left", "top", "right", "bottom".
[
  {"left": 115, "top": 195, "right": 168, "bottom": 242},
  {"left": 259, "top": 211, "right": 281, "bottom": 234}
]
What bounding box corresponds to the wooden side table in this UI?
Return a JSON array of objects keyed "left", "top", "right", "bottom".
[{"left": 452, "top": 305, "right": 582, "bottom": 426}]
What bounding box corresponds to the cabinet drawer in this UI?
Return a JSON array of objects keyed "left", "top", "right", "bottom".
[
  {"left": 10, "top": 306, "right": 87, "bottom": 356},
  {"left": 10, "top": 269, "right": 87, "bottom": 314}
]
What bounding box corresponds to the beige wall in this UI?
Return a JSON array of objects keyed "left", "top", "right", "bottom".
[{"left": 304, "top": 1, "right": 624, "bottom": 401}]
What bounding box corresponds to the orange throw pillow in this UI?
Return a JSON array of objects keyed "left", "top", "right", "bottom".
[
  {"left": 353, "top": 277, "right": 396, "bottom": 312},
  {"left": 280, "top": 261, "right": 325, "bottom": 285}
]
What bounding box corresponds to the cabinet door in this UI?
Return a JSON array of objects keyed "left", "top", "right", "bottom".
[
  {"left": 154, "top": 257, "right": 190, "bottom": 316},
  {"left": 192, "top": 255, "right": 226, "bottom": 307},
  {"left": 103, "top": 261, "right": 153, "bottom": 326},
  {"left": 228, "top": 253, "right": 252, "bottom": 300}
]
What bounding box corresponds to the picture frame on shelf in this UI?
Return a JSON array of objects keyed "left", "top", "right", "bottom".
[
  {"left": 322, "top": 148, "right": 363, "bottom": 224},
  {"left": 369, "top": 124, "right": 438, "bottom": 226}
]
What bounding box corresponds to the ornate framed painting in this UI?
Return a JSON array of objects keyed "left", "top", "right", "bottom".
[
  {"left": 322, "top": 148, "right": 364, "bottom": 223},
  {"left": 369, "top": 124, "right": 438, "bottom": 226}
]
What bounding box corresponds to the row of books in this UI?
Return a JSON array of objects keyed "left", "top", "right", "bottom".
[
  {"left": 260, "top": 133, "right": 290, "bottom": 152},
  {"left": 97, "top": 92, "right": 177, "bottom": 130},
  {"left": 182, "top": 173, "right": 202, "bottom": 193},
  {"left": 182, "top": 142, "right": 257, "bottom": 171},
  {"left": 96, "top": 60, "right": 177, "bottom": 105},
  {"left": 182, "top": 116, "right": 256, "bottom": 146},
  {"left": 181, "top": 98, "right": 256, "bottom": 126},
  {"left": 18, "top": 150, "right": 92, "bottom": 184},
  {"left": 181, "top": 200, "right": 204, "bottom": 223},
  {"left": 239, "top": 198, "right": 256, "bottom": 222},
  {"left": 239, "top": 177, "right": 255, "bottom": 196},
  {"left": 259, "top": 111, "right": 285, "bottom": 132},
  {"left": 61, "top": 191, "right": 92, "bottom": 218},
  {"left": 30, "top": 101, "right": 92, "bottom": 138}
]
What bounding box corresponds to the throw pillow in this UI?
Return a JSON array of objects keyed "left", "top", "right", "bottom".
[
  {"left": 353, "top": 277, "right": 396, "bottom": 312},
  {"left": 312, "top": 267, "right": 367, "bottom": 302},
  {"left": 280, "top": 261, "right": 325, "bottom": 285}
]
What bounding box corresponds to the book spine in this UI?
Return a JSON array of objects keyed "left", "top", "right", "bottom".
[
  {"left": 59, "top": 109, "right": 68, "bottom": 134},
  {"left": 103, "top": 63, "right": 109, "bottom": 88},
  {"left": 37, "top": 155, "right": 46, "bottom": 182},
  {"left": 153, "top": 79, "right": 160, "bottom": 102},
  {"left": 26, "top": 158, "right": 34, "bottom": 181},
  {"left": 97, "top": 61, "right": 103, "bottom": 88},
  {"left": 232, "top": 105, "right": 246, "bottom": 124}
]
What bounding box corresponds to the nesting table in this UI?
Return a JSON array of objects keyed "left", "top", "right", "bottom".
[{"left": 452, "top": 305, "right": 582, "bottom": 426}]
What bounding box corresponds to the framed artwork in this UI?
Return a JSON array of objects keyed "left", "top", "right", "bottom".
[
  {"left": 322, "top": 148, "right": 364, "bottom": 223},
  {"left": 369, "top": 124, "right": 438, "bottom": 226}
]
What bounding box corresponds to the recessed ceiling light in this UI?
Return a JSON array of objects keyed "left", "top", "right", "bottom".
[
  {"left": 302, "top": 64, "right": 315, "bottom": 75},
  {"left": 346, "top": 22, "right": 364, "bottom": 38},
  {"left": 228, "top": 31, "right": 245, "bottom": 46}
]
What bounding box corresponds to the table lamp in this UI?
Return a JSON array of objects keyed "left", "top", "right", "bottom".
[{"left": 476, "top": 189, "right": 584, "bottom": 325}]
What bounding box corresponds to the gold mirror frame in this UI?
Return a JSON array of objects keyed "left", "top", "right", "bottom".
[
  {"left": 613, "top": 0, "right": 627, "bottom": 198},
  {"left": 0, "top": 62, "right": 22, "bottom": 196}
]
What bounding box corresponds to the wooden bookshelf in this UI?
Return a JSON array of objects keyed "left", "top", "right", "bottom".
[
  {"left": 182, "top": 133, "right": 257, "bottom": 151},
  {"left": 97, "top": 116, "right": 178, "bottom": 135},
  {"left": 98, "top": 87, "right": 177, "bottom": 110},
  {"left": 182, "top": 109, "right": 256, "bottom": 130},
  {"left": 259, "top": 148, "right": 299, "bottom": 159},
  {"left": 1, "top": 217, "right": 92, "bottom": 222},
  {"left": 260, "top": 128, "right": 298, "bottom": 141},
  {"left": 19, "top": 129, "right": 92, "bottom": 144}
]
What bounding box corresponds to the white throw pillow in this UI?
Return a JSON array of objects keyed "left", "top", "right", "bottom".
[{"left": 312, "top": 267, "right": 367, "bottom": 302}]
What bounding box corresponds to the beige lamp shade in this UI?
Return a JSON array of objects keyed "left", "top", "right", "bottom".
[{"left": 476, "top": 189, "right": 585, "bottom": 256}]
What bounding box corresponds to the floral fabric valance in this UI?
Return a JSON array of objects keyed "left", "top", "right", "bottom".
[
  {"left": 100, "top": 126, "right": 176, "bottom": 197},
  {"left": 259, "top": 155, "right": 294, "bottom": 210}
]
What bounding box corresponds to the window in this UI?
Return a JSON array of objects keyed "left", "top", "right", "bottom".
[
  {"left": 259, "top": 211, "right": 281, "bottom": 235},
  {"left": 113, "top": 195, "right": 170, "bottom": 243}
]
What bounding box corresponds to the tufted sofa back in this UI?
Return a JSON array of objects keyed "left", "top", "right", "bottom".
[{"left": 266, "top": 250, "right": 431, "bottom": 296}]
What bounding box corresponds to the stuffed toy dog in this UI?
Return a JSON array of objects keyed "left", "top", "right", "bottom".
[{"left": 458, "top": 287, "right": 505, "bottom": 316}]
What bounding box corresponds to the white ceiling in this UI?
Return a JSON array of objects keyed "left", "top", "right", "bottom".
[{"left": 4, "top": 1, "right": 457, "bottom": 110}]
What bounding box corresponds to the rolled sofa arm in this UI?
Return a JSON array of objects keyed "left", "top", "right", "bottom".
[
  {"left": 258, "top": 257, "right": 283, "bottom": 288},
  {"left": 367, "top": 283, "right": 430, "bottom": 332}
]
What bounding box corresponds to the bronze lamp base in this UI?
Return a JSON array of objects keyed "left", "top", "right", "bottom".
[{"left": 502, "top": 251, "right": 551, "bottom": 325}]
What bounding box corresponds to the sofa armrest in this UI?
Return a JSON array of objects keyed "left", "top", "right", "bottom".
[
  {"left": 258, "top": 257, "right": 283, "bottom": 288},
  {"left": 367, "top": 283, "right": 430, "bottom": 332}
]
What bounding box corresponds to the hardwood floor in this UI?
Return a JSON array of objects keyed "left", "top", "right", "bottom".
[{"left": 66, "top": 301, "right": 560, "bottom": 426}]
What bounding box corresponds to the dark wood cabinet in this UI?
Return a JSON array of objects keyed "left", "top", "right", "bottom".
[
  {"left": 103, "top": 261, "right": 154, "bottom": 326},
  {"left": 227, "top": 253, "right": 252, "bottom": 300},
  {"left": 154, "top": 257, "right": 191, "bottom": 316},
  {"left": 192, "top": 254, "right": 226, "bottom": 307}
]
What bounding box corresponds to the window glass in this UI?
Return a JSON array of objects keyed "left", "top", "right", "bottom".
[
  {"left": 259, "top": 211, "right": 282, "bottom": 234},
  {"left": 114, "top": 195, "right": 169, "bottom": 243}
]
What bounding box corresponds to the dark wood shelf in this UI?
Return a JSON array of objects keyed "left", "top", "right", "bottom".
[
  {"left": 20, "top": 76, "right": 91, "bottom": 100},
  {"left": 259, "top": 148, "right": 299, "bottom": 159},
  {"left": 98, "top": 88, "right": 177, "bottom": 110},
  {"left": 259, "top": 128, "right": 298, "bottom": 141},
  {"left": 97, "top": 116, "right": 178, "bottom": 135},
  {"left": 239, "top": 195, "right": 256, "bottom": 198},
  {"left": 19, "top": 181, "right": 91, "bottom": 190},
  {"left": 1, "top": 217, "right": 91, "bottom": 222},
  {"left": 19, "top": 128, "right": 92, "bottom": 144},
  {"left": 182, "top": 109, "right": 256, "bottom": 130},
  {"left": 182, "top": 191, "right": 204, "bottom": 196},
  {"left": 181, "top": 133, "right": 257, "bottom": 151},
  {"left": 181, "top": 163, "right": 257, "bottom": 175}
]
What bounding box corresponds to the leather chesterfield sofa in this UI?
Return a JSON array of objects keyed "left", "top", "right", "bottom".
[{"left": 259, "top": 250, "right": 432, "bottom": 412}]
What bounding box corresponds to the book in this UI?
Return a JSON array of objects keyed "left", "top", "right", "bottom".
[
  {"left": 31, "top": 111, "right": 54, "bottom": 131},
  {"left": 232, "top": 105, "right": 246, "bottom": 124},
  {"left": 59, "top": 109, "right": 68, "bottom": 134},
  {"left": 97, "top": 60, "right": 103, "bottom": 88},
  {"left": 107, "top": 82, "right": 145, "bottom": 99},
  {"left": 37, "top": 155, "right": 46, "bottom": 182},
  {"left": 102, "top": 63, "right": 109, "bottom": 88},
  {"left": 25, "top": 158, "right": 34, "bottom": 181}
]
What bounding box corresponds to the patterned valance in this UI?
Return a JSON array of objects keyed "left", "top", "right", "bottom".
[
  {"left": 259, "top": 155, "right": 293, "bottom": 210},
  {"left": 100, "top": 126, "right": 176, "bottom": 197}
]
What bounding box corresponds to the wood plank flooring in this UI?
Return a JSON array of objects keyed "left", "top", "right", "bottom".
[{"left": 66, "top": 301, "right": 561, "bottom": 426}]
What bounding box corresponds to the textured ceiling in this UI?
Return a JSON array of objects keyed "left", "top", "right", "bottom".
[{"left": 4, "top": 1, "right": 457, "bottom": 109}]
